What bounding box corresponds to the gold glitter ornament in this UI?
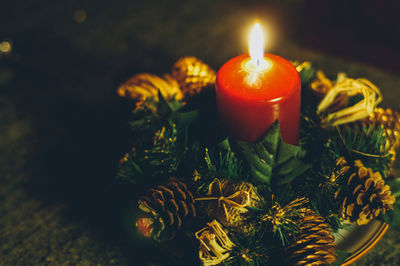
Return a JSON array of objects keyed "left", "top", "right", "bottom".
[
  {"left": 335, "top": 160, "right": 396, "bottom": 225},
  {"left": 196, "top": 179, "right": 261, "bottom": 233},
  {"left": 285, "top": 209, "right": 337, "bottom": 266},
  {"left": 0, "top": 41, "right": 12, "bottom": 54},
  {"left": 171, "top": 57, "right": 216, "bottom": 97},
  {"left": 367, "top": 107, "right": 400, "bottom": 161},
  {"left": 117, "top": 73, "right": 183, "bottom": 103}
]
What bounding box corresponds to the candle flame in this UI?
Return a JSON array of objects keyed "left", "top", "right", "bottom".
[{"left": 249, "top": 23, "right": 264, "bottom": 66}]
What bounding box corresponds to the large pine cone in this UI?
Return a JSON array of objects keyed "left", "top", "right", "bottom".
[
  {"left": 171, "top": 57, "right": 216, "bottom": 98},
  {"left": 138, "top": 178, "right": 196, "bottom": 240},
  {"left": 338, "top": 160, "right": 395, "bottom": 225},
  {"left": 286, "top": 209, "right": 337, "bottom": 266}
]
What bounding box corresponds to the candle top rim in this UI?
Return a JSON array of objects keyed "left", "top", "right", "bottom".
[{"left": 216, "top": 54, "right": 300, "bottom": 103}]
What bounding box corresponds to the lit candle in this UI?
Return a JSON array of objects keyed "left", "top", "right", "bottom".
[{"left": 215, "top": 23, "right": 301, "bottom": 144}]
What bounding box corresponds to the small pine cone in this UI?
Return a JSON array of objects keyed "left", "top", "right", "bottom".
[
  {"left": 117, "top": 73, "right": 183, "bottom": 104},
  {"left": 138, "top": 178, "right": 196, "bottom": 241},
  {"left": 340, "top": 160, "right": 396, "bottom": 225},
  {"left": 286, "top": 209, "right": 337, "bottom": 266},
  {"left": 171, "top": 57, "right": 216, "bottom": 98}
]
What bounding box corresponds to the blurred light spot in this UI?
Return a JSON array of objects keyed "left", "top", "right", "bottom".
[
  {"left": 0, "top": 41, "right": 12, "bottom": 54},
  {"left": 74, "top": 9, "right": 87, "bottom": 23}
]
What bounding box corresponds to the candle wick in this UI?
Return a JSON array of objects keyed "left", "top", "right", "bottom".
[{"left": 256, "top": 59, "right": 260, "bottom": 67}]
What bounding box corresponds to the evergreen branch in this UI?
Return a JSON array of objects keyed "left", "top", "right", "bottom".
[
  {"left": 130, "top": 91, "right": 185, "bottom": 133},
  {"left": 380, "top": 177, "right": 400, "bottom": 230},
  {"left": 298, "top": 62, "right": 316, "bottom": 86},
  {"left": 222, "top": 231, "right": 270, "bottom": 266},
  {"left": 204, "top": 145, "right": 247, "bottom": 182},
  {"left": 245, "top": 197, "right": 308, "bottom": 246},
  {"left": 117, "top": 123, "right": 182, "bottom": 184},
  {"left": 292, "top": 61, "right": 316, "bottom": 87},
  {"left": 333, "top": 123, "right": 392, "bottom": 176}
]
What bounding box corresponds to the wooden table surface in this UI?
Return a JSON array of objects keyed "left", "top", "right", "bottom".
[{"left": 1, "top": 0, "right": 399, "bottom": 265}]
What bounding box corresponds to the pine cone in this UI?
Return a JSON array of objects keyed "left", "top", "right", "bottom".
[
  {"left": 137, "top": 178, "right": 196, "bottom": 240},
  {"left": 171, "top": 57, "right": 216, "bottom": 98},
  {"left": 286, "top": 209, "right": 337, "bottom": 266},
  {"left": 339, "top": 160, "right": 396, "bottom": 225},
  {"left": 117, "top": 73, "right": 183, "bottom": 104},
  {"left": 367, "top": 107, "right": 400, "bottom": 161}
]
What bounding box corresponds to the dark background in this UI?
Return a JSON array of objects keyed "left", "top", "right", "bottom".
[{"left": 1, "top": 0, "right": 399, "bottom": 265}]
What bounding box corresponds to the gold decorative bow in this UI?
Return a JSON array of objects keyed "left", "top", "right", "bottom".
[
  {"left": 196, "top": 178, "right": 250, "bottom": 221},
  {"left": 317, "top": 72, "right": 382, "bottom": 126},
  {"left": 195, "top": 220, "right": 235, "bottom": 266}
]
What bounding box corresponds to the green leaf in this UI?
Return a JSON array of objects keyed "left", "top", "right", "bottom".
[
  {"left": 218, "top": 138, "right": 231, "bottom": 150},
  {"left": 381, "top": 201, "right": 400, "bottom": 231},
  {"left": 172, "top": 110, "right": 199, "bottom": 129},
  {"left": 167, "top": 94, "right": 184, "bottom": 112},
  {"left": 235, "top": 121, "right": 310, "bottom": 185},
  {"left": 203, "top": 144, "right": 247, "bottom": 182},
  {"left": 298, "top": 62, "right": 316, "bottom": 86},
  {"left": 156, "top": 90, "right": 173, "bottom": 117},
  {"left": 387, "top": 177, "right": 400, "bottom": 198},
  {"left": 129, "top": 90, "right": 188, "bottom": 134}
]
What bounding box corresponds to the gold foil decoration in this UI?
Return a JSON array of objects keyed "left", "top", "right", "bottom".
[
  {"left": 117, "top": 73, "right": 183, "bottom": 103},
  {"left": 172, "top": 57, "right": 216, "bottom": 97},
  {"left": 195, "top": 220, "right": 235, "bottom": 266}
]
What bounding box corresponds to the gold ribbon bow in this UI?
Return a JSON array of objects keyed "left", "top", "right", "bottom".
[
  {"left": 195, "top": 220, "right": 235, "bottom": 266},
  {"left": 317, "top": 73, "right": 382, "bottom": 126},
  {"left": 196, "top": 179, "right": 250, "bottom": 220}
]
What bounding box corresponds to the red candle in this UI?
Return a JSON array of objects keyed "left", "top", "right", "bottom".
[{"left": 215, "top": 24, "right": 301, "bottom": 145}]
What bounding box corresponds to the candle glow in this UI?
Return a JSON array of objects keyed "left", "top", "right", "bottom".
[
  {"left": 244, "top": 23, "right": 270, "bottom": 72},
  {"left": 249, "top": 23, "right": 264, "bottom": 65}
]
